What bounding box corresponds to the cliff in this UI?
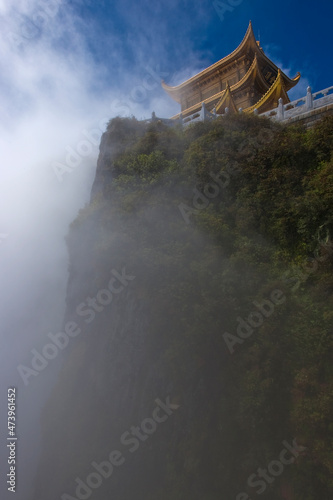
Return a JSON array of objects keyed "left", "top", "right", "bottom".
[{"left": 33, "top": 114, "right": 333, "bottom": 500}]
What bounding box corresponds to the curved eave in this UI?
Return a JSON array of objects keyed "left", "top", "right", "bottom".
[
  {"left": 231, "top": 54, "right": 270, "bottom": 95},
  {"left": 234, "top": 54, "right": 300, "bottom": 96},
  {"left": 253, "top": 43, "right": 301, "bottom": 91},
  {"left": 167, "top": 62, "right": 275, "bottom": 118},
  {"left": 285, "top": 71, "right": 301, "bottom": 91},
  {"left": 161, "top": 20, "right": 257, "bottom": 102},
  {"left": 244, "top": 69, "right": 289, "bottom": 114},
  {"left": 161, "top": 80, "right": 182, "bottom": 103}
]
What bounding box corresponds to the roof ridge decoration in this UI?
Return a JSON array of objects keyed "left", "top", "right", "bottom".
[
  {"left": 227, "top": 53, "right": 270, "bottom": 95},
  {"left": 215, "top": 83, "right": 238, "bottom": 114},
  {"left": 162, "top": 22, "right": 301, "bottom": 117},
  {"left": 244, "top": 69, "right": 290, "bottom": 114},
  {"left": 161, "top": 21, "right": 257, "bottom": 98}
]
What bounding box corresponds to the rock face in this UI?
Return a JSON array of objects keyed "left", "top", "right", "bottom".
[
  {"left": 32, "top": 115, "right": 333, "bottom": 500},
  {"left": 32, "top": 119, "right": 215, "bottom": 500},
  {"left": 33, "top": 248, "right": 173, "bottom": 498}
]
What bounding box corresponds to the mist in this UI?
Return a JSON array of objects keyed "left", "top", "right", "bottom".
[
  {"left": 0, "top": 1, "right": 207, "bottom": 498},
  {"left": 0, "top": 1, "right": 326, "bottom": 499}
]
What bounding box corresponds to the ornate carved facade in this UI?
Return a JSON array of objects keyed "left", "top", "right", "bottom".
[{"left": 162, "top": 22, "right": 300, "bottom": 118}]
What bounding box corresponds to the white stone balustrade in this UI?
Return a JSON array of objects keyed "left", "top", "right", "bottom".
[
  {"left": 259, "top": 85, "right": 333, "bottom": 121},
  {"left": 146, "top": 85, "right": 333, "bottom": 127}
]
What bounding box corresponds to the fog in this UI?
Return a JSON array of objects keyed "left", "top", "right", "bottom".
[
  {"left": 0, "top": 1, "right": 315, "bottom": 498},
  {"left": 0, "top": 2, "right": 182, "bottom": 498},
  {"left": 0, "top": 0, "right": 215, "bottom": 496}
]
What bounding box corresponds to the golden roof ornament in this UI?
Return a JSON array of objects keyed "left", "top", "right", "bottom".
[{"left": 162, "top": 21, "right": 300, "bottom": 118}]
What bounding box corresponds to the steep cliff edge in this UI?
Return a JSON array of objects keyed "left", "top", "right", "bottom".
[{"left": 33, "top": 115, "right": 333, "bottom": 500}]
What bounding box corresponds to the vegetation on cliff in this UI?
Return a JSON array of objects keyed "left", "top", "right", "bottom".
[{"left": 37, "top": 114, "right": 333, "bottom": 500}]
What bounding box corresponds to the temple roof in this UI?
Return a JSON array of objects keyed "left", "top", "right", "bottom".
[
  {"left": 169, "top": 59, "right": 299, "bottom": 119},
  {"left": 244, "top": 69, "right": 290, "bottom": 113},
  {"left": 215, "top": 83, "right": 238, "bottom": 114},
  {"left": 162, "top": 21, "right": 300, "bottom": 103},
  {"left": 229, "top": 54, "right": 270, "bottom": 95}
]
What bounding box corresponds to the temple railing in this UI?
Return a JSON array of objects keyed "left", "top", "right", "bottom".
[
  {"left": 259, "top": 86, "right": 333, "bottom": 121},
  {"left": 146, "top": 85, "right": 333, "bottom": 127},
  {"left": 145, "top": 104, "right": 218, "bottom": 127},
  {"left": 180, "top": 102, "right": 218, "bottom": 126}
]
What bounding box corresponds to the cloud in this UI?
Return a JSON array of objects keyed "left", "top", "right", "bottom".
[
  {"left": 0, "top": 2, "right": 214, "bottom": 497},
  {"left": 0, "top": 3, "right": 132, "bottom": 498},
  {"left": 0, "top": 0, "right": 143, "bottom": 370}
]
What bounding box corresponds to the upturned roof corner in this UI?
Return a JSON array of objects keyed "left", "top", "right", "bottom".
[{"left": 162, "top": 22, "right": 301, "bottom": 118}]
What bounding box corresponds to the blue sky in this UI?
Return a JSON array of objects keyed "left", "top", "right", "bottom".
[
  {"left": 0, "top": 1, "right": 332, "bottom": 498},
  {"left": 67, "top": 0, "right": 333, "bottom": 98},
  {"left": 0, "top": 0, "right": 332, "bottom": 126},
  {"left": 60, "top": 0, "right": 333, "bottom": 100}
]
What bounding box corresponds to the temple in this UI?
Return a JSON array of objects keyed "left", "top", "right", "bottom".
[{"left": 162, "top": 21, "right": 301, "bottom": 119}]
